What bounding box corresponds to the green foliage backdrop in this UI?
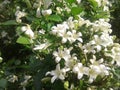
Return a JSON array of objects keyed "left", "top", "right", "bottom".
[{"left": 0, "top": 0, "right": 120, "bottom": 90}]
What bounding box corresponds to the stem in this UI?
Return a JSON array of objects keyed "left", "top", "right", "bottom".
[
  {"left": 84, "top": 53, "right": 88, "bottom": 66},
  {"left": 24, "top": 0, "right": 32, "bottom": 9}
]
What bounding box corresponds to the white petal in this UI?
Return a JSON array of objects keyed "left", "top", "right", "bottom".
[
  {"left": 36, "top": 7, "right": 41, "bottom": 17},
  {"left": 77, "top": 38, "right": 83, "bottom": 42},
  {"left": 88, "top": 77, "right": 94, "bottom": 83},
  {"left": 46, "top": 71, "right": 51, "bottom": 76},
  {"left": 56, "top": 64, "right": 61, "bottom": 71},
  {"left": 53, "top": 51, "right": 58, "bottom": 56},
  {"left": 55, "top": 57, "right": 61, "bottom": 63},
  {"left": 62, "top": 38, "right": 67, "bottom": 43},
  {"left": 78, "top": 73, "right": 83, "bottom": 79},
  {"left": 59, "top": 74, "right": 65, "bottom": 80},
  {"left": 51, "top": 76, "right": 57, "bottom": 83}
]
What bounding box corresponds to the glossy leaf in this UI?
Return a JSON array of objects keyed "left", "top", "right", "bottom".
[
  {"left": 71, "top": 7, "right": 83, "bottom": 15},
  {"left": 16, "top": 36, "right": 32, "bottom": 44},
  {"left": 47, "top": 15, "right": 62, "bottom": 22}
]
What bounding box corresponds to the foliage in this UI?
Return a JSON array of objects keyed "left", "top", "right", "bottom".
[
  {"left": 110, "top": 0, "right": 120, "bottom": 42},
  {"left": 0, "top": 0, "right": 120, "bottom": 90}
]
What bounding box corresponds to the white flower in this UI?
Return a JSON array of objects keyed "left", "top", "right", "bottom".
[
  {"left": 33, "top": 42, "right": 51, "bottom": 51},
  {"left": 88, "top": 65, "right": 101, "bottom": 83},
  {"left": 38, "top": 29, "right": 45, "bottom": 34},
  {"left": 90, "top": 55, "right": 103, "bottom": 65},
  {"left": 21, "top": 25, "right": 34, "bottom": 38},
  {"left": 65, "top": 55, "right": 77, "bottom": 70},
  {"left": 99, "top": 33, "right": 113, "bottom": 47},
  {"left": 46, "top": 64, "right": 66, "bottom": 83},
  {"left": 82, "top": 43, "right": 96, "bottom": 54},
  {"left": 67, "top": 30, "right": 83, "bottom": 43},
  {"left": 42, "top": 9, "right": 52, "bottom": 16},
  {"left": 21, "top": 75, "right": 31, "bottom": 87},
  {"left": 61, "top": 31, "right": 71, "bottom": 43},
  {"left": 90, "top": 33, "right": 113, "bottom": 52},
  {"left": 92, "top": 19, "right": 112, "bottom": 33},
  {"left": 77, "top": 16, "right": 86, "bottom": 27},
  {"left": 51, "top": 22, "right": 71, "bottom": 43},
  {"left": 76, "top": 0, "right": 81, "bottom": 4},
  {"left": 51, "top": 22, "right": 69, "bottom": 36},
  {"left": 105, "top": 44, "right": 120, "bottom": 66},
  {"left": 94, "top": 0, "right": 110, "bottom": 8},
  {"left": 7, "top": 75, "right": 18, "bottom": 83},
  {"left": 15, "top": 9, "right": 26, "bottom": 23},
  {"left": 56, "top": 7, "right": 63, "bottom": 14},
  {"left": 84, "top": 20, "right": 92, "bottom": 27},
  {"left": 88, "top": 55, "right": 110, "bottom": 83},
  {"left": 73, "top": 63, "right": 89, "bottom": 79},
  {"left": 99, "top": 64, "right": 110, "bottom": 76},
  {"left": 64, "top": 5, "right": 71, "bottom": 13},
  {"left": 111, "top": 45, "right": 120, "bottom": 66},
  {"left": 53, "top": 47, "right": 72, "bottom": 63},
  {"left": 67, "top": 17, "right": 75, "bottom": 29}
]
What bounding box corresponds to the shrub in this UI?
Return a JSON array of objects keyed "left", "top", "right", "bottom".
[{"left": 0, "top": 0, "right": 120, "bottom": 90}]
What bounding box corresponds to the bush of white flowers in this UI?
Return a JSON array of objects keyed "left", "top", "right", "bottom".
[{"left": 0, "top": 0, "right": 120, "bottom": 90}]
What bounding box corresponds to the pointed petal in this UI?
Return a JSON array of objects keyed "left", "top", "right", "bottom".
[{"left": 51, "top": 76, "right": 57, "bottom": 83}]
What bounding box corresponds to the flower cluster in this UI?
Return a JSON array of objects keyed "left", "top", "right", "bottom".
[
  {"left": 51, "top": 17, "right": 83, "bottom": 44},
  {"left": 44, "top": 16, "right": 119, "bottom": 85},
  {"left": 95, "top": 0, "right": 111, "bottom": 11}
]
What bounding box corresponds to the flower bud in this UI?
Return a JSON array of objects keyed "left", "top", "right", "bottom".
[{"left": 42, "top": 9, "right": 52, "bottom": 16}]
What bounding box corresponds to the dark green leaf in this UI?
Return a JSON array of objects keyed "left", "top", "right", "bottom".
[
  {"left": 26, "top": 16, "right": 37, "bottom": 22},
  {"left": 88, "top": 0, "right": 98, "bottom": 7},
  {"left": 0, "top": 20, "right": 18, "bottom": 25},
  {"left": 71, "top": 7, "right": 83, "bottom": 15},
  {"left": 23, "top": 0, "right": 32, "bottom": 8},
  {"left": 79, "top": 80, "right": 83, "bottom": 89},
  {"left": 47, "top": 15, "right": 62, "bottom": 22},
  {"left": 0, "top": 78, "right": 7, "bottom": 88},
  {"left": 65, "top": 0, "right": 76, "bottom": 4}
]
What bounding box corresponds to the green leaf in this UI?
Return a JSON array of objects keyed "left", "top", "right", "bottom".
[
  {"left": 88, "top": 0, "right": 98, "bottom": 8},
  {"left": 0, "top": 78, "right": 7, "bottom": 88},
  {"left": 71, "top": 7, "right": 83, "bottom": 15},
  {"left": 65, "top": 0, "right": 76, "bottom": 4},
  {"left": 79, "top": 80, "right": 83, "bottom": 89},
  {"left": 26, "top": 16, "right": 37, "bottom": 22},
  {"left": 47, "top": 15, "right": 62, "bottom": 22},
  {"left": 23, "top": 0, "right": 32, "bottom": 8},
  {"left": 16, "top": 36, "right": 32, "bottom": 44},
  {"left": 0, "top": 20, "right": 18, "bottom": 25}
]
